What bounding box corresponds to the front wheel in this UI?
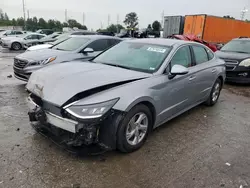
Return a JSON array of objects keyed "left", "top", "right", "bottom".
[
  {"left": 11, "top": 42, "right": 22, "bottom": 51},
  {"left": 205, "top": 78, "right": 222, "bottom": 106},
  {"left": 117, "top": 104, "right": 153, "bottom": 153}
]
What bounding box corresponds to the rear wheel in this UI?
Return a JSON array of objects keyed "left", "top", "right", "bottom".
[
  {"left": 205, "top": 78, "right": 222, "bottom": 106},
  {"left": 11, "top": 42, "right": 22, "bottom": 51},
  {"left": 117, "top": 104, "right": 152, "bottom": 153}
]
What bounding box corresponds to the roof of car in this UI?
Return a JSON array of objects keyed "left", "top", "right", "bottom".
[
  {"left": 127, "top": 38, "right": 190, "bottom": 46},
  {"left": 233, "top": 37, "right": 250, "bottom": 41},
  {"left": 70, "top": 35, "right": 122, "bottom": 40}
]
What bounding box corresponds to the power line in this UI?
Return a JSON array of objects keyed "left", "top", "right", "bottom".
[{"left": 241, "top": 7, "right": 248, "bottom": 20}]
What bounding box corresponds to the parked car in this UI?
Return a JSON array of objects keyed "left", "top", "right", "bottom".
[
  {"left": 216, "top": 37, "right": 250, "bottom": 83},
  {"left": 36, "top": 29, "right": 54, "bottom": 35},
  {"left": 23, "top": 32, "right": 63, "bottom": 49},
  {"left": 0, "top": 30, "right": 25, "bottom": 44},
  {"left": 167, "top": 34, "right": 218, "bottom": 52},
  {"left": 14, "top": 35, "right": 122, "bottom": 81},
  {"left": 97, "top": 31, "right": 115, "bottom": 36},
  {"left": 26, "top": 39, "right": 225, "bottom": 153},
  {"left": 26, "top": 31, "right": 97, "bottom": 51},
  {"left": 1, "top": 33, "right": 45, "bottom": 50}
]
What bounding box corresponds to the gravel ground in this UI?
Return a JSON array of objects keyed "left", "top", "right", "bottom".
[{"left": 0, "top": 47, "right": 250, "bottom": 188}]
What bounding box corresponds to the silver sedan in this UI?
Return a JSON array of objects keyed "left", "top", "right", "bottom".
[{"left": 26, "top": 39, "right": 226, "bottom": 153}]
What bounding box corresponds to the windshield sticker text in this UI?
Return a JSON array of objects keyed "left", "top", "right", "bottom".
[{"left": 147, "top": 47, "right": 166, "bottom": 53}]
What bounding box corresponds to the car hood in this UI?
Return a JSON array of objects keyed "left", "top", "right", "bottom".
[
  {"left": 26, "top": 62, "right": 151, "bottom": 106},
  {"left": 27, "top": 44, "right": 53, "bottom": 51},
  {"left": 216, "top": 51, "right": 250, "bottom": 61},
  {"left": 16, "top": 48, "right": 71, "bottom": 61}
]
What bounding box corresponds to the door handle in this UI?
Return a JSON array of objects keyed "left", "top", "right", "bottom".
[
  {"left": 189, "top": 76, "right": 196, "bottom": 81},
  {"left": 212, "top": 69, "right": 216, "bottom": 73}
]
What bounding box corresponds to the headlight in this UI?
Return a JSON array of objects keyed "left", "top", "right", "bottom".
[
  {"left": 239, "top": 59, "right": 250, "bottom": 67},
  {"left": 65, "top": 98, "right": 119, "bottom": 119},
  {"left": 37, "top": 57, "right": 56, "bottom": 65}
]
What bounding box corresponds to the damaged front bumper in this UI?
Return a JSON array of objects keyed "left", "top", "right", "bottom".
[{"left": 27, "top": 96, "right": 125, "bottom": 153}]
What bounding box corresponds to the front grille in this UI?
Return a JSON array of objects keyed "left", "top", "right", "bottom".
[
  {"left": 14, "top": 58, "right": 28, "bottom": 69},
  {"left": 226, "top": 65, "right": 236, "bottom": 70},
  {"left": 224, "top": 59, "right": 238, "bottom": 64},
  {"left": 221, "top": 59, "right": 239, "bottom": 71},
  {"left": 30, "top": 93, "right": 62, "bottom": 117}
]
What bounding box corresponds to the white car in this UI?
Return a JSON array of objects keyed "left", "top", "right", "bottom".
[{"left": 1, "top": 33, "right": 45, "bottom": 50}]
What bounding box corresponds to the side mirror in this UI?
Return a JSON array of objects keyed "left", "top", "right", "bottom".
[
  {"left": 168, "top": 64, "right": 189, "bottom": 79},
  {"left": 4, "top": 33, "right": 7, "bottom": 36},
  {"left": 83, "top": 47, "right": 94, "bottom": 53}
]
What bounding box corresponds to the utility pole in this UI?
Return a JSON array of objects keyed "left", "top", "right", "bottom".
[
  {"left": 65, "top": 9, "right": 68, "bottom": 23},
  {"left": 82, "top": 12, "right": 85, "bottom": 26},
  {"left": 161, "top": 10, "right": 164, "bottom": 29},
  {"left": 107, "top": 14, "right": 110, "bottom": 27},
  {"left": 116, "top": 14, "right": 119, "bottom": 33},
  {"left": 241, "top": 7, "right": 248, "bottom": 20},
  {"left": 22, "top": 0, "right": 26, "bottom": 30},
  {"left": 27, "top": 10, "right": 29, "bottom": 19}
]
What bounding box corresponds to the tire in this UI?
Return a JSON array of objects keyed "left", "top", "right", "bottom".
[
  {"left": 205, "top": 78, "right": 222, "bottom": 106},
  {"left": 117, "top": 104, "right": 153, "bottom": 153},
  {"left": 11, "top": 42, "right": 22, "bottom": 51}
]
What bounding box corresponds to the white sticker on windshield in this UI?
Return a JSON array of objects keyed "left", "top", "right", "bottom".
[
  {"left": 147, "top": 47, "right": 166, "bottom": 53},
  {"left": 149, "top": 67, "right": 155, "bottom": 70}
]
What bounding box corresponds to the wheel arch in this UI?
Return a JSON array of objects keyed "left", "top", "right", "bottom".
[{"left": 125, "top": 97, "right": 157, "bottom": 126}]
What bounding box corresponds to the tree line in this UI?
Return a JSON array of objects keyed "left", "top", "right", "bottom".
[
  {"left": 0, "top": 9, "right": 87, "bottom": 31},
  {"left": 0, "top": 9, "right": 161, "bottom": 33}
]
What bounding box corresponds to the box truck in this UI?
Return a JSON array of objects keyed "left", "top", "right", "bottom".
[
  {"left": 163, "top": 16, "right": 185, "bottom": 38},
  {"left": 184, "top": 14, "right": 250, "bottom": 43}
]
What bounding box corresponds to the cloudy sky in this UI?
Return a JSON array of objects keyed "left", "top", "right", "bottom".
[{"left": 1, "top": 0, "right": 250, "bottom": 30}]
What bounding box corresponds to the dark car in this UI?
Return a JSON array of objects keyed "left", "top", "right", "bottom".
[
  {"left": 97, "top": 31, "right": 115, "bottom": 36},
  {"left": 14, "top": 35, "right": 122, "bottom": 81},
  {"left": 36, "top": 29, "right": 54, "bottom": 35},
  {"left": 216, "top": 38, "right": 250, "bottom": 84}
]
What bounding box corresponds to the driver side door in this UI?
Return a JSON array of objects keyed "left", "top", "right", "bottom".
[{"left": 157, "top": 45, "right": 197, "bottom": 125}]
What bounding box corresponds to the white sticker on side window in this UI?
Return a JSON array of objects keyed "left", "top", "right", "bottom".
[{"left": 147, "top": 47, "right": 166, "bottom": 53}]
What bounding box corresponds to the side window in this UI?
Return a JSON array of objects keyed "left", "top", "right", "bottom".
[
  {"left": 171, "top": 46, "right": 192, "bottom": 68},
  {"left": 37, "top": 35, "right": 45, "bottom": 39},
  {"left": 192, "top": 46, "right": 209, "bottom": 64},
  {"left": 87, "top": 39, "right": 109, "bottom": 51},
  {"left": 15, "top": 31, "right": 23, "bottom": 35},
  {"left": 25, "top": 35, "right": 33, "bottom": 39},
  {"left": 109, "top": 39, "right": 121, "bottom": 47},
  {"left": 207, "top": 49, "right": 214, "bottom": 60}
]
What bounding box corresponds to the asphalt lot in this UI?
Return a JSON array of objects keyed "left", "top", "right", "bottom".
[{"left": 0, "top": 47, "right": 250, "bottom": 188}]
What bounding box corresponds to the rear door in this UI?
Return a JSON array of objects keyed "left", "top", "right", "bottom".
[{"left": 190, "top": 44, "right": 217, "bottom": 102}]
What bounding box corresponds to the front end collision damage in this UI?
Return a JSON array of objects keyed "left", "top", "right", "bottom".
[
  {"left": 28, "top": 105, "right": 126, "bottom": 152},
  {"left": 26, "top": 78, "right": 148, "bottom": 152}
]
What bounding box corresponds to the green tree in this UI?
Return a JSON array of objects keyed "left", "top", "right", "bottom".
[
  {"left": 152, "top": 20, "right": 161, "bottom": 31},
  {"left": 4, "top": 13, "right": 9, "bottom": 21},
  {"left": 106, "top": 24, "right": 124, "bottom": 33},
  {"left": 147, "top": 24, "right": 152, "bottom": 29},
  {"left": 11, "top": 18, "right": 17, "bottom": 26},
  {"left": 38, "top": 18, "right": 47, "bottom": 29},
  {"left": 223, "top": 15, "right": 235, "bottom": 19},
  {"left": 16, "top": 17, "right": 24, "bottom": 26},
  {"left": 124, "top": 12, "right": 138, "bottom": 28},
  {"left": 47, "top": 19, "right": 56, "bottom": 29},
  {"left": 0, "top": 9, "right": 4, "bottom": 21}
]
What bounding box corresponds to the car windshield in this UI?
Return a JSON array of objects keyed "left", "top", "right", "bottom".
[
  {"left": 52, "top": 37, "right": 90, "bottom": 51},
  {"left": 93, "top": 41, "right": 171, "bottom": 73},
  {"left": 50, "top": 33, "right": 70, "bottom": 45},
  {"left": 220, "top": 40, "right": 250, "bottom": 53}
]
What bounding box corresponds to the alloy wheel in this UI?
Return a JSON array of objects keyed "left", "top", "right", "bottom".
[{"left": 126, "top": 112, "right": 148, "bottom": 146}]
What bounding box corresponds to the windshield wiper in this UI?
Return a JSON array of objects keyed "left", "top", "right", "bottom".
[{"left": 102, "top": 63, "right": 131, "bottom": 70}]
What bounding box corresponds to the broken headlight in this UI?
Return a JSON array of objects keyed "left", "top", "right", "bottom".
[{"left": 65, "top": 98, "right": 119, "bottom": 119}]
